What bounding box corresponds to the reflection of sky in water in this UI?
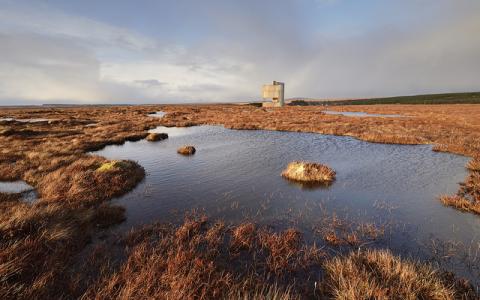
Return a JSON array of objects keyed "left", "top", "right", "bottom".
[
  {"left": 95, "top": 124, "right": 480, "bottom": 284},
  {"left": 0, "top": 118, "right": 51, "bottom": 122},
  {"left": 0, "top": 180, "right": 37, "bottom": 202},
  {"left": 148, "top": 112, "right": 166, "bottom": 118},
  {"left": 323, "top": 110, "right": 404, "bottom": 117}
]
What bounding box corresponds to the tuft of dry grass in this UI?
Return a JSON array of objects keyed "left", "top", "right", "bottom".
[
  {"left": 281, "top": 161, "right": 336, "bottom": 184},
  {"left": 466, "top": 157, "right": 480, "bottom": 172},
  {"left": 322, "top": 249, "right": 461, "bottom": 299},
  {"left": 36, "top": 156, "right": 144, "bottom": 205},
  {"left": 146, "top": 132, "right": 168, "bottom": 142},
  {"left": 177, "top": 145, "right": 196, "bottom": 155},
  {"left": 440, "top": 195, "right": 480, "bottom": 215},
  {"left": 460, "top": 172, "right": 480, "bottom": 202},
  {"left": 231, "top": 222, "right": 256, "bottom": 252}
]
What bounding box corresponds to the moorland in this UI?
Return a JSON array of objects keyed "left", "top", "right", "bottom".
[{"left": 1, "top": 102, "right": 479, "bottom": 299}]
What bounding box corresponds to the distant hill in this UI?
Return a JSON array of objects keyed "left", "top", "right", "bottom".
[{"left": 288, "top": 92, "right": 480, "bottom": 106}]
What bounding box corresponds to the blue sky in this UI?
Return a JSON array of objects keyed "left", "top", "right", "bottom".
[{"left": 0, "top": 0, "right": 479, "bottom": 104}]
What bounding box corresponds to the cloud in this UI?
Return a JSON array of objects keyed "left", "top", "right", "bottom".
[
  {"left": 133, "top": 79, "right": 165, "bottom": 88},
  {"left": 0, "top": 0, "right": 479, "bottom": 104}
]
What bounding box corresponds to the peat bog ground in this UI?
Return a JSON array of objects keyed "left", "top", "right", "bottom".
[{"left": 0, "top": 104, "right": 479, "bottom": 299}]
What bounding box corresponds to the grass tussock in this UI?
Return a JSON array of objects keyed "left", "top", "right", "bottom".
[
  {"left": 177, "top": 145, "right": 196, "bottom": 155},
  {"left": 322, "top": 249, "right": 466, "bottom": 299},
  {"left": 36, "top": 156, "right": 144, "bottom": 205},
  {"left": 146, "top": 132, "right": 168, "bottom": 142},
  {"left": 282, "top": 161, "right": 336, "bottom": 184},
  {"left": 466, "top": 157, "right": 480, "bottom": 172}
]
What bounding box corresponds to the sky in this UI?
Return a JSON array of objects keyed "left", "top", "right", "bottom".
[{"left": 0, "top": 0, "right": 479, "bottom": 105}]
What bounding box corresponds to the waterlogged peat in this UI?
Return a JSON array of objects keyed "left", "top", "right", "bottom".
[{"left": 95, "top": 124, "right": 480, "bottom": 284}]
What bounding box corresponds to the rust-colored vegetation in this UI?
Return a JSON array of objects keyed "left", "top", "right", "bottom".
[
  {"left": 1, "top": 104, "right": 479, "bottom": 298},
  {"left": 36, "top": 156, "right": 144, "bottom": 205},
  {"left": 177, "top": 145, "right": 196, "bottom": 155},
  {"left": 79, "top": 217, "right": 473, "bottom": 299},
  {"left": 83, "top": 216, "right": 322, "bottom": 299},
  {"left": 314, "top": 214, "right": 385, "bottom": 247},
  {"left": 0, "top": 106, "right": 162, "bottom": 298},
  {"left": 441, "top": 157, "right": 480, "bottom": 215},
  {"left": 282, "top": 161, "right": 336, "bottom": 184},
  {"left": 322, "top": 249, "right": 476, "bottom": 299}
]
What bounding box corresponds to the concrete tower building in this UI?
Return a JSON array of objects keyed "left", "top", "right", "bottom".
[{"left": 262, "top": 81, "right": 285, "bottom": 107}]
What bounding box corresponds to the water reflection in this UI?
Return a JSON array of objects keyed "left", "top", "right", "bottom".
[
  {"left": 0, "top": 118, "right": 51, "bottom": 123},
  {"left": 0, "top": 180, "right": 37, "bottom": 202}
]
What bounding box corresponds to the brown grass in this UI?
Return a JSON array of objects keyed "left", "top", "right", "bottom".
[
  {"left": 322, "top": 249, "right": 474, "bottom": 299},
  {"left": 441, "top": 160, "right": 480, "bottom": 214},
  {"left": 0, "top": 192, "right": 22, "bottom": 203},
  {"left": 282, "top": 161, "right": 336, "bottom": 184},
  {"left": 440, "top": 195, "right": 480, "bottom": 215},
  {"left": 0, "top": 201, "right": 94, "bottom": 298},
  {"left": 83, "top": 216, "right": 323, "bottom": 299},
  {"left": 466, "top": 157, "right": 480, "bottom": 172},
  {"left": 77, "top": 217, "right": 475, "bottom": 299},
  {"left": 35, "top": 156, "right": 144, "bottom": 205},
  {"left": 0, "top": 106, "right": 161, "bottom": 298},
  {"left": 177, "top": 145, "right": 196, "bottom": 155},
  {"left": 314, "top": 214, "right": 385, "bottom": 247},
  {"left": 1, "top": 104, "right": 480, "bottom": 297},
  {"left": 231, "top": 222, "right": 256, "bottom": 252}
]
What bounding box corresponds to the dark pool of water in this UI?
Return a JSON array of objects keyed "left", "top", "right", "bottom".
[
  {"left": 95, "top": 123, "right": 480, "bottom": 283},
  {"left": 323, "top": 110, "right": 404, "bottom": 117}
]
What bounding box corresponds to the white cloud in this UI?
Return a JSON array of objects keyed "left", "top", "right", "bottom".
[{"left": 0, "top": 0, "right": 479, "bottom": 104}]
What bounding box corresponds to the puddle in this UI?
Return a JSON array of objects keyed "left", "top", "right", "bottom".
[
  {"left": 94, "top": 124, "right": 480, "bottom": 284},
  {"left": 0, "top": 118, "right": 51, "bottom": 123},
  {"left": 323, "top": 110, "right": 404, "bottom": 117},
  {"left": 148, "top": 112, "right": 166, "bottom": 118},
  {"left": 0, "top": 180, "right": 37, "bottom": 202}
]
